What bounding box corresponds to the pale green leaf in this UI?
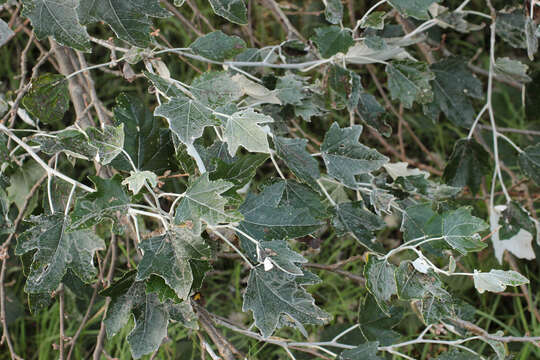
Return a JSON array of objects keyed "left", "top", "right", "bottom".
[
  {"left": 223, "top": 108, "right": 273, "bottom": 156},
  {"left": 191, "top": 71, "right": 243, "bottom": 107},
  {"left": 473, "top": 269, "right": 529, "bottom": 294},
  {"left": 360, "top": 11, "right": 385, "bottom": 30},
  {"left": 175, "top": 174, "right": 241, "bottom": 233},
  {"left": 122, "top": 171, "right": 158, "bottom": 195},
  {"left": 0, "top": 19, "right": 14, "bottom": 48},
  {"left": 494, "top": 57, "right": 532, "bottom": 83},
  {"left": 358, "top": 296, "right": 403, "bottom": 346},
  {"left": 154, "top": 94, "right": 215, "bottom": 146}
]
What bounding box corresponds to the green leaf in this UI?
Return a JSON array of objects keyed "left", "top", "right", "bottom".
[
  {"left": 333, "top": 201, "right": 386, "bottom": 252},
  {"left": 22, "top": 0, "right": 90, "bottom": 51},
  {"left": 190, "top": 31, "right": 246, "bottom": 61},
  {"left": 104, "top": 281, "right": 170, "bottom": 359},
  {"left": 208, "top": 0, "right": 247, "bottom": 25},
  {"left": 311, "top": 26, "right": 354, "bottom": 58},
  {"left": 321, "top": 123, "right": 388, "bottom": 189},
  {"left": 237, "top": 180, "right": 327, "bottom": 245},
  {"left": 496, "top": 10, "right": 530, "bottom": 50},
  {"left": 136, "top": 228, "right": 210, "bottom": 300},
  {"left": 86, "top": 124, "right": 125, "bottom": 165},
  {"left": 338, "top": 341, "right": 383, "bottom": 360},
  {"left": 175, "top": 174, "right": 241, "bottom": 233},
  {"left": 7, "top": 160, "right": 45, "bottom": 213},
  {"left": 364, "top": 255, "right": 397, "bottom": 313},
  {"left": 111, "top": 93, "right": 174, "bottom": 172},
  {"left": 418, "top": 294, "right": 458, "bottom": 324},
  {"left": 328, "top": 65, "right": 362, "bottom": 111},
  {"left": 423, "top": 57, "right": 484, "bottom": 128},
  {"left": 77, "top": 0, "right": 170, "bottom": 48},
  {"left": 275, "top": 73, "right": 307, "bottom": 106},
  {"left": 357, "top": 91, "right": 391, "bottom": 136},
  {"left": 144, "top": 71, "right": 184, "bottom": 98},
  {"left": 223, "top": 109, "right": 274, "bottom": 156},
  {"left": 435, "top": 349, "right": 482, "bottom": 360},
  {"left": 0, "top": 19, "right": 14, "bottom": 48},
  {"left": 35, "top": 129, "right": 96, "bottom": 160},
  {"left": 15, "top": 213, "right": 105, "bottom": 294},
  {"left": 259, "top": 240, "right": 307, "bottom": 275},
  {"left": 358, "top": 296, "right": 402, "bottom": 346},
  {"left": 443, "top": 138, "right": 491, "bottom": 194},
  {"left": 519, "top": 143, "right": 540, "bottom": 185},
  {"left": 191, "top": 71, "right": 243, "bottom": 107},
  {"left": 395, "top": 261, "right": 448, "bottom": 300},
  {"left": 243, "top": 266, "right": 330, "bottom": 338},
  {"left": 494, "top": 57, "right": 531, "bottom": 83},
  {"left": 122, "top": 171, "right": 158, "bottom": 195},
  {"left": 360, "top": 11, "right": 385, "bottom": 30},
  {"left": 324, "top": 0, "right": 343, "bottom": 24},
  {"left": 473, "top": 269, "right": 529, "bottom": 294},
  {"left": 71, "top": 175, "right": 131, "bottom": 229},
  {"left": 388, "top": 0, "right": 440, "bottom": 20},
  {"left": 22, "top": 74, "right": 69, "bottom": 124},
  {"left": 154, "top": 94, "right": 215, "bottom": 146},
  {"left": 273, "top": 136, "right": 320, "bottom": 189},
  {"left": 386, "top": 60, "right": 434, "bottom": 108},
  {"left": 209, "top": 153, "right": 268, "bottom": 193},
  {"left": 402, "top": 204, "right": 488, "bottom": 254}
]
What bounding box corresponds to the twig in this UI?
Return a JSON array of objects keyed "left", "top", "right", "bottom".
[{"left": 58, "top": 284, "right": 66, "bottom": 360}]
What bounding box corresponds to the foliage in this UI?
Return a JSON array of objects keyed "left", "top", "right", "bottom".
[{"left": 0, "top": 0, "right": 539, "bottom": 359}]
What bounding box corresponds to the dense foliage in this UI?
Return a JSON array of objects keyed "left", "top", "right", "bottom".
[{"left": 0, "top": 0, "right": 539, "bottom": 359}]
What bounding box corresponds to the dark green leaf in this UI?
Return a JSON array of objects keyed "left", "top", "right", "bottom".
[
  {"left": 328, "top": 65, "right": 362, "bottom": 111},
  {"left": 15, "top": 213, "right": 105, "bottom": 294},
  {"left": 78, "top": 0, "right": 170, "bottom": 48},
  {"left": 190, "top": 31, "right": 246, "bottom": 61},
  {"left": 333, "top": 201, "right": 385, "bottom": 252},
  {"left": 311, "top": 26, "right": 354, "bottom": 58},
  {"left": 274, "top": 136, "right": 320, "bottom": 189},
  {"left": 275, "top": 73, "right": 306, "bottom": 106},
  {"left": 443, "top": 138, "right": 491, "bottom": 194},
  {"left": 357, "top": 92, "right": 391, "bottom": 136},
  {"left": 71, "top": 175, "right": 131, "bottom": 229},
  {"left": 111, "top": 93, "right": 174, "bottom": 172},
  {"left": 22, "top": 0, "right": 90, "bottom": 51},
  {"left": 423, "top": 57, "right": 484, "bottom": 128},
  {"left": 386, "top": 60, "right": 434, "bottom": 108},
  {"left": 210, "top": 153, "right": 268, "bottom": 193},
  {"left": 364, "top": 255, "right": 397, "bottom": 313},
  {"left": 22, "top": 74, "right": 69, "bottom": 124},
  {"left": 519, "top": 143, "right": 540, "bottom": 185},
  {"left": 208, "top": 0, "right": 247, "bottom": 25},
  {"left": 324, "top": 0, "right": 343, "bottom": 24},
  {"left": 499, "top": 201, "right": 536, "bottom": 240},
  {"left": 321, "top": 123, "right": 388, "bottom": 189},
  {"left": 243, "top": 266, "right": 330, "bottom": 338},
  {"left": 35, "top": 129, "right": 96, "bottom": 160},
  {"left": 144, "top": 71, "right": 184, "bottom": 98},
  {"left": 259, "top": 240, "right": 306, "bottom": 275},
  {"left": 358, "top": 295, "right": 402, "bottom": 346},
  {"left": 360, "top": 11, "right": 385, "bottom": 30},
  {"left": 435, "top": 349, "right": 481, "bottom": 360},
  {"left": 418, "top": 294, "right": 458, "bottom": 324},
  {"left": 388, "top": 0, "right": 440, "bottom": 20},
  {"left": 136, "top": 228, "right": 210, "bottom": 300}
]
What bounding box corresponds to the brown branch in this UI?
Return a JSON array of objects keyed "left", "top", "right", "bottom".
[
  {"left": 504, "top": 252, "right": 540, "bottom": 323},
  {"left": 160, "top": 0, "right": 204, "bottom": 37},
  {"left": 452, "top": 318, "right": 540, "bottom": 344},
  {"left": 58, "top": 284, "right": 66, "bottom": 360},
  {"left": 258, "top": 0, "right": 306, "bottom": 41}
]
